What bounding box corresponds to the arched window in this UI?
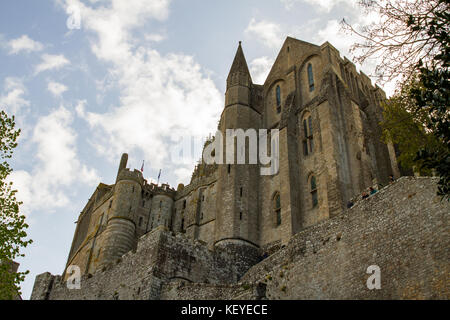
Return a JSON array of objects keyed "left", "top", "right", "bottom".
[
  {"left": 273, "top": 193, "right": 281, "bottom": 226},
  {"left": 310, "top": 175, "right": 318, "bottom": 208},
  {"left": 302, "top": 114, "right": 314, "bottom": 156},
  {"left": 276, "top": 85, "right": 281, "bottom": 113},
  {"left": 307, "top": 64, "right": 314, "bottom": 92}
]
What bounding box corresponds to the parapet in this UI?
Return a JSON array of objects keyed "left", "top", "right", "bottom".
[
  {"left": 142, "top": 182, "right": 176, "bottom": 198},
  {"left": 116, "top": 168, "right": 144, "bottom": 185}
]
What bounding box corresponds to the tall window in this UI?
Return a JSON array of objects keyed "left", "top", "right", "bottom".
[
  {"left": 302, "top": 114, "right": 314, "bottom": 156},
  {"left": 310, "top": 175, "right": 318, "bottom": 208},
  {"left": 273, "top": 193, "right": 281, "bottom": 226},
  {"left": 307, "top": 63, "right": 314, "bottom": 92},
  {"left": 276, "top": 85, "right": 281, "bottom": 113}
]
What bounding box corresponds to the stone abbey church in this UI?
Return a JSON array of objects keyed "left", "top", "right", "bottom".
[{"left": 32, "top": 37, "right": 448, "bottom": 300}]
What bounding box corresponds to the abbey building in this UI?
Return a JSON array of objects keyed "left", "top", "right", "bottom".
[{"left": 31, "top": 38, "right": 446, "bottom": 301}]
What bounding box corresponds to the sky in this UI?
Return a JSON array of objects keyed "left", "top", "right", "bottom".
[{"left": 0, "top": 0, "right": 394, "bottom": 299}]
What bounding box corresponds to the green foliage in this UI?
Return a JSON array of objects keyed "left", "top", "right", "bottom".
[
  {"left": 381, "top": 80, "right": 444, "bottom": 175},
  {"left": 407, "top": 0, "right": 450, "bottom": 199},
  {"left": 0, "top": 110, "right": 32, "bottom": 300}
]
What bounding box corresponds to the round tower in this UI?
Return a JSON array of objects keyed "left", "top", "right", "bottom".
[
  {"left": 98, "top": 153, "right": 143, "bottom": 268},
  {"left": 148, "top": 190, "right": 174, "bottom": 231}
]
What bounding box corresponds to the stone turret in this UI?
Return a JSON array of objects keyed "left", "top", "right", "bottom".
[
  {"left": 98, "top": 154, "right": 143, "bottom": 269},
  {"left": 116, "top": 153, "right": 128, "bottom": 183},
  {"left": 214, "top": 43, "right": 261, "bottom": 266}
]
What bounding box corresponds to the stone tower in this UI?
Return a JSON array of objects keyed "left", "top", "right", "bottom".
[
  {"left": 97, "top": 153, "right": 143, "bottom": 268},
  {"left": 214, "top": 43, "right": 261, "bottom": 256}
]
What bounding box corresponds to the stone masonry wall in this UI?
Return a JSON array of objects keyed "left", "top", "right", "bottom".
[
  {"left": 130, "top": 176, "right": 449, "bottom": 300},
  {"left": 238, "top": 177, "right": 449, "bottom": 299},
  {"left": 31, "top": 226, "right": 260, "bottom": 300}
]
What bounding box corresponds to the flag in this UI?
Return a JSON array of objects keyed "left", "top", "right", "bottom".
[
  {"left": 157, "top": 169, "right": 161, "bottom": 184},
  {"left": 140, "top": 160, "right": 145, "bottom": 172}
]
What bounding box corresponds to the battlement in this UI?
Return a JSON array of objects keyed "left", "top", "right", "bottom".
[
  {"left": 175, "top": 173, "right": 217, "bottom": 200},
  {"left": 116, "top": 168, "right": 144, "bottom": 185},
  {"left": 142, "top": 182, "right": 176, "bottom": 198}
]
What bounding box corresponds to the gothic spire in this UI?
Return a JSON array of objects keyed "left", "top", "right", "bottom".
[{"left": 227, "top": 41, "right": 252, "bottom": 86}]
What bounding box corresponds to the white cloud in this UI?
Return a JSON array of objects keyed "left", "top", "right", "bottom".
[
  {"left": 145, "top": 33, "right": 166, "bottom": 43},
  {"left": 47, "top": 81, "right": 68, "bottom": 97},
  {"left": 317, "top": 19, "right": 356, "bottom": 57},
  {"left": 315, "top": 14, "right": 397, "bottom": 96},
  {"left": 35, "top": 54, "right": 70, "bottom": 75},
  {"left": 9, "top": 106, "right": 99, "bottom": 216},
  {"left": 0, "top": 77, "right": 30, "bottom": 115},
  {"left": 63, "top": 0, "right": 222, "bottom": 184},
  {"left": 245, "top": 18, "right": 283, "bottom": 49},
  {"left": 249, "top": 56, "right": 275, "bottom": 84},
  {"left": 8, "top": 35, "right": 43, "bottom": 54},
  {"left": 281, "top": 0, "right": 356, "bottom": 12}
]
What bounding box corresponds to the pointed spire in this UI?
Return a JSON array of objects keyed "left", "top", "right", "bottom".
[{"left": 227, "top": 41, "right": 252, "bottom": 86}]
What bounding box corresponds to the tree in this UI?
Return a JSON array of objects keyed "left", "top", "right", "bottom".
[
  {"left": 0, "top": 110, "right": 32, "bottom": 300},
  {"left": 380, "top": 79, "right": 444, "bottom": 175},
  {"left": 342, "top": 0, "right": 449, "bottom": 83},
  {"left": 343, "top": 0, "right": 450, "bottom": 199},
  {"left": 408, "top": 4, "right": 449, "bottom": 198}
]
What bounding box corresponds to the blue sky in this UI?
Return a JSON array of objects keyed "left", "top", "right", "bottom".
[{"left": 0, "top": 0, "right": 391, "bottom": 299}]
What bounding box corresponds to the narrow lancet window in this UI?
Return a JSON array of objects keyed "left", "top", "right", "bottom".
[
  {"left": 302, "top": 114, "right": 314, "bottom": 156},
  {"left": 310, "top": 175, "right": 318, "bottom": 208},
  {"left": 276, "top": 85, "right": 281, "bottom": 113},
  {"left": 273, "top": 193, "right": 281, "bottom": 226},
  {"left": 307, "top": 63, "right": 314, "bottom": 91}
]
